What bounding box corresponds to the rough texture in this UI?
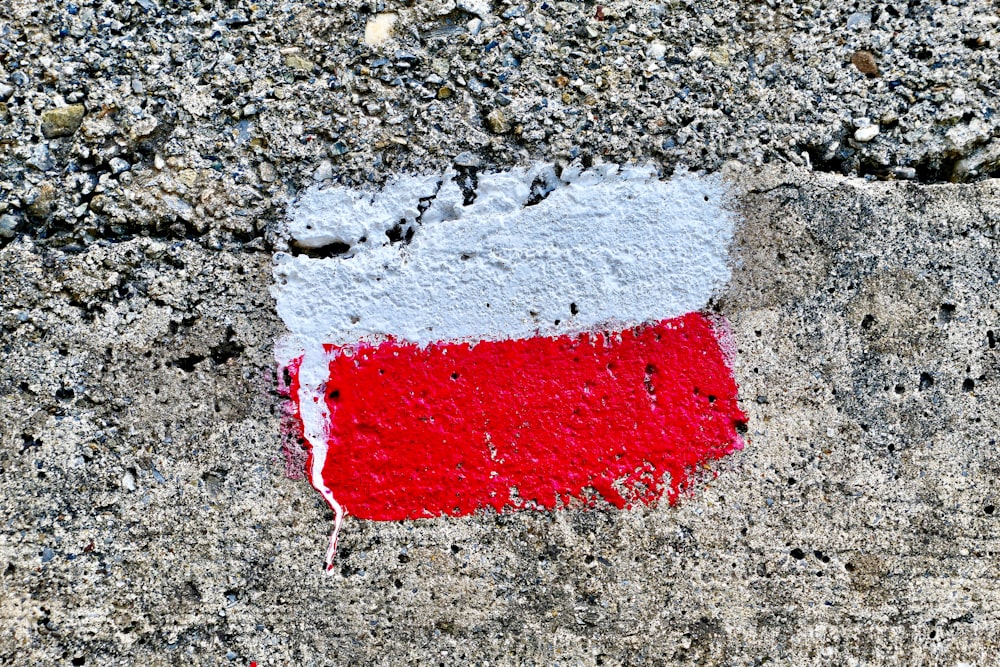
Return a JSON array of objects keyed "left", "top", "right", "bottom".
[
  {"left": 276, "top": 165, "right": 731, "bottom": 345},
  {"left": 1, "top": 0, "right": 1000, "bottom": 250},
  {"left": 5, "top": 166, "right": 1000, "bottom": 665},
  {"left": 299, "top": 314, "right": 744, "bottom": 520},
  {"left": 4, "top": 0, "right": 1000, "bottom": 664}
]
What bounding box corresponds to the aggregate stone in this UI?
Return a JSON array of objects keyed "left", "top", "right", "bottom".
[
  {"left": 485, "top": 108, "right": 511, "bottom": 134},
  {"left": 0, "top": 215, "right": 17, "bottom": 238},
  {"left": 850, "top": 49, "right": 880, "bottom": 77},
  {"left": 39, "top": 105, "right": 85, "bottom": 139},
  {"left": 855, "top": 125, "right": 881, "bottom": 142},
  {"left": 0, "top": 0, "right": 998, "bottom": 249}
]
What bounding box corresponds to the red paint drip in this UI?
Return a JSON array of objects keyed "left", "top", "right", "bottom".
[{"left": 289, "top": 313, "right": 746, "bottom": 521}]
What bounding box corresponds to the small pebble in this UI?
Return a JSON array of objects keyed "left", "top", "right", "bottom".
[
  {"left": 259, "top": 162, "right": 277, "bottom": 182},
  {"left": 486, "top": 108, "right": 511, "bottom": 134},
  {"left": 284, "top": 54, "right": 314, "bottom": 72},
  {"left": 40, "top": 104, "right": 86, "bottom": 138},
  {"left": 709, "top": 47, "right": 731, "bottom": 67},
  {"left": 846, "top": 11, "right": 871, "bottom": 29},
  {"left": 26, "top": 144, "right": 55, "bottom": 171},
  {"left": 128, "top": 116, "right": 158, "bottom": 140},
  {"left": 0, "top": 214, "right": 18, "bottom": 238},
  {"left": 453, "top": 151, "right": 482, "bottom": 168},
  {"left": 313, "top": 160, "right": 333, "bottom": 182},
  {"left": 647, "top": 42, "right": 667, "bottom": 60},
  {"left": 851, "top": 50, "right": 879, "bottom": 76},
  {"left": 365, "top": 13, "right": 397, "bottom": 46},
  {"left": 109, "top": 157, "right": 130, "bottom": 175},
  {"left": 855, "top": 125, "right": 880, "bottom": 142}
]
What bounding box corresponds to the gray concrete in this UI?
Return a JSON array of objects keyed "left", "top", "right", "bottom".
[
  {"left": 3, "top": 166, "right": 1000, "bottom": 664},
  {"left": 2, "top": 0, "right": 1000, "bottom": 251},
  {"left": 4, "top": 0, "right": 1000, "bottom": 664}
]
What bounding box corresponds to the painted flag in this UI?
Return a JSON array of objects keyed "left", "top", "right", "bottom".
[{"left": 274, "top": 163, "right": 746, "bottom": 571}]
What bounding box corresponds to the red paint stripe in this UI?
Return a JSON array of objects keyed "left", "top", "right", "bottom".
[{"left": 292, "top": 313, "right": 745, "bottom": 521}]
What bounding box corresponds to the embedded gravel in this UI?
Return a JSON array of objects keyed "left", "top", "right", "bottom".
[{"left": 1, "top": 0, "right": 999, "bottom": 250}]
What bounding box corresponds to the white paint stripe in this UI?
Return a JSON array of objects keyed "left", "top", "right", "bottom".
[{"left": 273, "top": 163, "right": 734, "bottom": 347}]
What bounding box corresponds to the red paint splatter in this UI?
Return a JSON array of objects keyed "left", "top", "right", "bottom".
[
  {"left": 277, "top": 357, "right": 307, "bottom": 480},
  {"left": 291, "top": 313, "right": 745, "bottom": 521}
]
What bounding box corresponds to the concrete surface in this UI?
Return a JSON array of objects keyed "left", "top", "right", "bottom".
[
  {"left": 3, "top": 0, "right": 1000, "bottom": 665},
  {"left": 1, "top": 0, "right": 1000, "bottom": 252},
  {"left": 4, "top": 166, "right": 1000, "bottom": 665}
]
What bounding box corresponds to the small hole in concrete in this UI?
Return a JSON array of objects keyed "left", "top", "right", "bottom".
[
  {"left": 790, "top": 548, "right": 805, "bottom": 560},
  {"left": 963, "top": 378, "right": 975, "bottom": 392},
  {"left": 985, "top": 505, "right": 995, "bottom": 515},
  {"left": 919, "top": 372, "right": 934, "bottom": 391},
  {"left": 938, "top": 303, "right": 955, "bottom": 323}
]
